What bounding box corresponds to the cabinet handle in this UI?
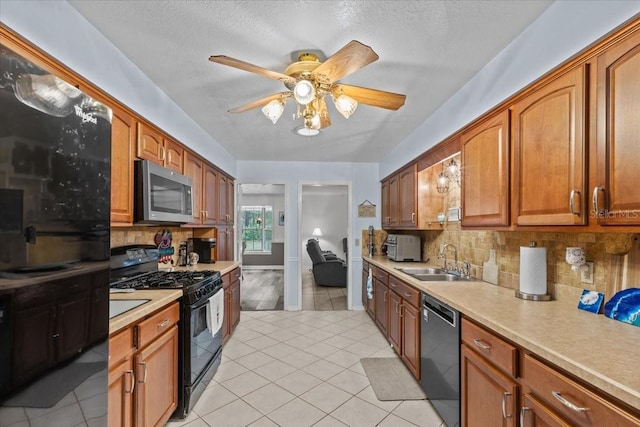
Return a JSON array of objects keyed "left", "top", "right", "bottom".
[
  {"left": 203, "top": 211, "right": 208, "bottom": 221},
  {"left": 125, "top": 369, "right": 135, "bottom": 394},
  {"left": 395, "top": 301, "right": 400, "bottom": 314},
  {"left": 383, "top": 290, "right": 387, "bottom": 302},
  {"left": 569, "top": 190, "right": 580, "bottom": 215},
  {"left": 400, "top": 304, "right": 404, "bottom": 318},
  {"left": 411, "top": 212, "right": 415, "bottom": 223},
  {"left": 404, "top": 292, "right": 413, "bottom": 298},
  {"left": 158, "top": 319, "right": 170, "bottom": 328},
  {"left": 551, "top": 391, "right": 589, "bottom": 413},
  {"left": 53, "top": 333, "right": 60, "bottom": 338},
  {"left": 502, "top": 392, "right": 512, "bottom": 419},
  {"left": 520, "top": 406, "right": 530, "bottom": 427},
  {"left": 161, "top": 146, "right": 166, "bottom": 161},
  {"left": 390, "top": 282, "right": 397, "bottom": 288},
  {"left": 473, "top": 338, "right": 491, "bottom": 350},
  {"left": 592, "top": 186, "right": 605, "bottom": 216},
  {"left": 138, "top": 362, "right": 147, "bottom": 383}
]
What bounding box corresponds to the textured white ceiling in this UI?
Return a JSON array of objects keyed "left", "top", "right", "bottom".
[{"left": 68, "top": 0, "right": 553, "bottom": 163}]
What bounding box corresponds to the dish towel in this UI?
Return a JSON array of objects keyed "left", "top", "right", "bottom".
[
  {"left": 366, "top": 268, "right": 374, "bottom": 300},
  {"left": 206, "top": 290, "right": 225, "bottom": 336}
]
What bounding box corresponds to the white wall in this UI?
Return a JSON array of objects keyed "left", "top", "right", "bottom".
[
  {"left": 380, "top": 1, "right": 640, "bottom": 178},
  {"left": 237, "top": 161, "right": 379, "bottom": 309},
  {"left": 0, "top": 0, "right": 236, "bottom": 176}
]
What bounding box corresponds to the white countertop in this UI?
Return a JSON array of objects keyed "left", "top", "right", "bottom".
[{"left": 364, "top": 255, "right": 640, "bottom": 411}]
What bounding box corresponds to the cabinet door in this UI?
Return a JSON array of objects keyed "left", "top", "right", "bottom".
[
  {"left": 388, "top": 174, "right": 400, "bottom": 227},
  {"left": 520, "top": 394, "right": 572, "bottom": 427},
  {"left": 374, "top": 279, "right": 388, "bottom": 336},
  {"left": 110, "top": 106, "right": 136, "bottom": 224},
  {"left": 399, "top": 165, "right": 418, "bottom": 227},
  {"left": 203, "top": 164, "right": 218, "bottom": 225},
  {"left": 226, "top": 176, "right": 235, "bottom": 225},
  {"left": 512, "top": 67, "right": 587, "bottom": 226},
  {"left": 388, "top": 291, "right": 402, "bottom": 352},
  {"left": 230, "top": 279, "right": 241, "bottom": 332},
  {"left": 108, "top": 358, "right": 134, "bottom": 427},
  {"left": 12, "top": 303, "right": 56, "bottom": 386},
  {"left": 381, "top": 179, "right": 391, "bottom": 228},
  {"left": 461, "top": 109, "right": 510, "bottom": 227},
  {"left": 134, "top": 326, "right": 178, "bottom": 427},
  {"left": 401, "top": 302, "right": 420, "bottom": 380},
  {"left": 223, "top": 284, "right": 231, "bottom": 340},
  {"left": 163, "top": 138, "right": 183, "bottom": 173},
  {"left": 55, "top": 290, "right": 91, "bottom": 360},
  {"left": 136, "top": 122, "right": 164, "bottom": 165},
  {"left": 594, "top": 31, "right": 640, "bottom": 225},
  {"left": 217, "top": 172, "right": 228, "bottom": 225},
  {"left": 184, "top": 152, "right": 204, "bottom": 224},
  {"left": 461, "top": 344, "right": 518, "bottom": 427}
]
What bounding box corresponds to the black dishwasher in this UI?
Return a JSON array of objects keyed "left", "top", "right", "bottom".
[{"left": 420, "top": 293, "right": 460, "bottom": 427}]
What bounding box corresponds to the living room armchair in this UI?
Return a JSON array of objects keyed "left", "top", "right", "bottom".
[{"left": 306, "top": 239, "right": 347, "bottom": 287}]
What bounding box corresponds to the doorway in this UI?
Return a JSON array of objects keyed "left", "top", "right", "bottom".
[
  {"left": 299, "top": 183, "right": 351, "bottom": 311},
  {"left": 237, "top": 183, "right": 285, "bottom": 311}
]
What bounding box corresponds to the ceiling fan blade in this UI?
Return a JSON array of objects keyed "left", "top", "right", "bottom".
[
  {"left": 317, "top": 97, "right": 331, "bottom": 129},
  {"left": 209, "top": 55, "right": 295, "bottom": 85},
  {"left": 228, "top": 92, "right": 291, "bottom": 113},
  {"left": 311, "top": 40, "right": 379, "bottom": 84},
  {"left": 332, "top": 84, "right": 406, "bottom": 110}
]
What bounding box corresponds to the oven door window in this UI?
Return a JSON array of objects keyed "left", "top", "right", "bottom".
[{"left": 190, "top": 298, "right": 222, "bottom": 383}]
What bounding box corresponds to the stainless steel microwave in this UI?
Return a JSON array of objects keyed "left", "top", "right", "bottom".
[{"left": 134, "top": 160, "right": 193, "bottom": 224}]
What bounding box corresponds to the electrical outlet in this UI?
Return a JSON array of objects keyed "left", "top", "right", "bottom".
[
  {"left": 581, "top": 262, "right": 594, "bottom": 284},
  {"left": 355, "top": 238, "right": 360, "bottom": 246}
]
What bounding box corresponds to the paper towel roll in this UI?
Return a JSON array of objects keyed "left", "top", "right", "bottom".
[{"left": 519, "top": 246, "right": 547, "bottom": 295}]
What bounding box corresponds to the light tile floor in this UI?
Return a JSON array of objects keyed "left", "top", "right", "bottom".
[
  {"left": 166, "top": 310, "right": 445, "bottom": 427},
  {"left": 302, "top": 271, "right": 347, "bottom": 311}
]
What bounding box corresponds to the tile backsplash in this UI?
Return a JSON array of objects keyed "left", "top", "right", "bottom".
[{"left": 363, "top": 226, "right": 638, "bottom": 304}]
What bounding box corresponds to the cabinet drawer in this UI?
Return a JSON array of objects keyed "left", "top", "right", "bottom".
[
  {"left": 230, "top": 267, "right": 241, "bottom": 282},
  {"left": 461, "top": 318, "right": 517, "bottom": 377},
  {"left": 375, "top": 268, "right": 389, "bottom": 283},
  {"left": 363, "top": 261, "right": 369, "bottom": 272},
  {"left": 109, "top": 327, "right": 133, "bottom": 368},
  {"left": 523, "top": 354, "right": 640, "bottom": 427},
  {"left": 137, "top": 302, "right": 179, "bottom": 349},
  {"left": 222, "top": 272, "right": 231, "bottom": 288},
  {"left": 388, "top": 276, "right": 420, "bottom": 307}
]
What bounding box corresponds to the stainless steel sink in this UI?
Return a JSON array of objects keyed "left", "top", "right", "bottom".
[
  {"left": 395, "top": 267, "right": 447, "bottom": 275},
  {"left": 410, "top": 273, "right": 469, "bottom": 282}
]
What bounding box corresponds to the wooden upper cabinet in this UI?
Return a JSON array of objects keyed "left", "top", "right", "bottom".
[
  {"left": 203, "top": 164, "right": 218, "bottom": 225},
  {"left": 381, "top": 179, "right": 391, "bottom": 228},
  {"left": 217, "top": 173, "right": 228, "bottom": 225},
  {"left": 163, "top": 137, "right": 183, "bottom": 173},
  {"left": 398, "top": 164, "right": 418, "bottom": 227},
  {"left": 512, "top": 66, "right": 587, "bottom": 226},
  {"left": 594, "top": 30, "right": 640, "bottom": 226},
  {"left": 136, "top": 122, "right": 183, "bottom": 172},
  {"left": 388, "top": 174, "right": 400, "bottom": 227},
  {"left": 461, "top": 109, "right": 510, "bottom": 227},
  {"left": 183, "top": 152, "right": 204, "bottom": 224},
  {"left": 110, "top": 106, "right": 136, "bottom": 224}
]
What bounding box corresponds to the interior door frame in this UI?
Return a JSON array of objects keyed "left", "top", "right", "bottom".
[{"left": 298, "top": 181, "right": 353, "bottom": 310}]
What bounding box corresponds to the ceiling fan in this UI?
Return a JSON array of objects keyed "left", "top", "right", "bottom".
[{"left": 209, "top": 40, "right": 406, "bottom": 134}]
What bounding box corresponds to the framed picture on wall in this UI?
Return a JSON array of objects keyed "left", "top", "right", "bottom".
[{"left": 278, "top": 211, "right": 284, "bottom": 226}]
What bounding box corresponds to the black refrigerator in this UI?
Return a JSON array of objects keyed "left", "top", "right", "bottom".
[{"left": 0, "top": 41, "right": 111, "bottom": 426}]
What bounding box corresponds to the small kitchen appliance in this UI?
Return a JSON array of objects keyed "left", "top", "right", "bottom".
[
  {"left": 187, "top": 237, "right": 216, "bottom": 263},
  {"left": 110, "top": 245, "right": 224, "bottom": 418},
  {"left": 386, "top": 234, "right": 421, "bottom": 261}
]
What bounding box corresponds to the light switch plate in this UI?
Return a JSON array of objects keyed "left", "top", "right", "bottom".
[
  {"left": 581, "top": 262, "right": 594, "bottom": 284},
  {"left": 355, "top": 239, "right": 360, "bottom": 246}
]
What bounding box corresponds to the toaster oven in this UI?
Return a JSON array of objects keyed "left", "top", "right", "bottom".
[{"left": 386, "top": 234, "right": 421, "bottom": 261}]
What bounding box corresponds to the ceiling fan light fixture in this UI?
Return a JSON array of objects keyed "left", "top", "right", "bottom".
[
  {"left": 293, "top": 80, "right": 315, "bottom": 105},
  {"left": 333, "top": 94, "right": 358, "bottom": 119},
  {"left": 261, "top": 99, "right": 285, "bottom": 124},
  {"left": 294, "top": 126, "right": 320, "bottom": 136}
]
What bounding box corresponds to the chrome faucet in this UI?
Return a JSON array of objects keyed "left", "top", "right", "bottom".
[{"left": 438, "top": 243, "right": 458, "bottom": 273}]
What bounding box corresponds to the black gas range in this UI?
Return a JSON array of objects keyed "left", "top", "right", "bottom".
[{"left": 110, "top": 245, "right": 224, "bottom": 419}]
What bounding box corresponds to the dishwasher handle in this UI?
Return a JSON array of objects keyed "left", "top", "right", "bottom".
[{"left": 423, "top": 294, "right": 457, "bottom": 328}]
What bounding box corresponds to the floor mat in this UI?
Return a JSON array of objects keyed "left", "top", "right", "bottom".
[{"left": 360, "top": 357, "right": 427, "bottom": 401}]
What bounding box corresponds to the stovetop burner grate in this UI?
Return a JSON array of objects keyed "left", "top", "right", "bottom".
[{"left": 111, "top": 270, "right": 221, "bottom": 292}]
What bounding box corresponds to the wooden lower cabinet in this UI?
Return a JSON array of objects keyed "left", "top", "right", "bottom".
[
  {"left": 223, "top": 267, "right": 241, "bottom": 340},
  {"left": 387, "top": 276, "right": 420, "bottom": 379},
  {"left": 401, "top": 302, "right": 420, "bottom": 377},
  {"left": 388, "top": 290, "right": 402, "bottom": 351},
  {"left": 374, "top": 268, "right": 389, "bottom": 336},
  {"left": 462, "top": 318, "right": 640, "bottom": 427},
  {"left": 461, "top": 344, "right": 518, "bottom": 427},
  {"left": 108, "top": 302, "right": 179, "bottom": 427},
  {"left": 134, "top": 326, "right": 179, "bottom": 427}
]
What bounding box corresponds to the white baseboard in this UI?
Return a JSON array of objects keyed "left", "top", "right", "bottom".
[{"left": 242, "top": 265, "right": 284, "bottom": 270}]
